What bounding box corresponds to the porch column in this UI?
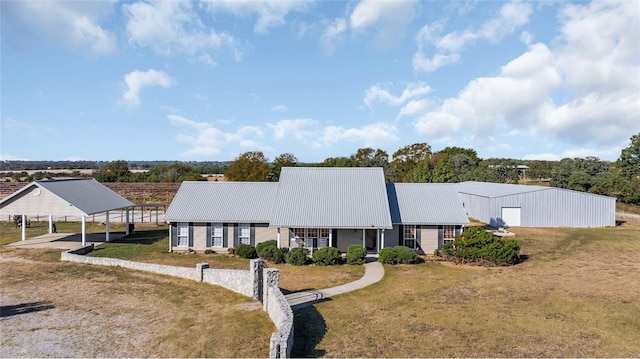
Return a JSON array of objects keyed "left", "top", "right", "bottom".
[
  {"left": 48, "top": 215, "right": 53, "bottom": 234},
  {"left": 105, "top": 211, "right": 110, "bottom": 242},
  {"left": 168, "top": 223, "right": 172, "bottom": 253},
  {"left": 81, "top": 216, "right": 86, "bottom": 246},
  {"left": 276, "top": 227, "right": 281, "bottom": 248},
  {"left": 125, "top": 209, "right": 130, "bottom": 235},
  {"left": 21, "top": 214, "right": 26, "bottom": 241},
  {"left": 381, "top": 229, "right": 385, "bottom": 250},
  {"left": 329, "top": 229, "right": 333, "bottom": 248},
  {"left": 362, "top": 229, "right": 365, "bottom": 248},
  {"left": 377, "top": 229, "right": 380, "bottom": 253}
]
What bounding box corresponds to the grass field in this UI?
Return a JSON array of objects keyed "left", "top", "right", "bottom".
[{"left": 292, "top": 219, "right": 640, "bottom": 357}]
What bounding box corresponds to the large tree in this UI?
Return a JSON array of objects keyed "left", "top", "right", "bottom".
[
  {"left": 270, "top": 153, "right": 298, "bottom": 181},
  {"left": 390, "top": 143, "right": 432, "bottom": 182},
  {"left": 93, "top": 160, "right": 131, "bottom": 182},
  {"left": 432, "top": 147, "right": 480, "bottom": 183},
  {"left": 618, "top": 133, "right": 640, "bottom": 179},
  {"left": 226, "top": 151, "right": 270, "bottom": 181}
]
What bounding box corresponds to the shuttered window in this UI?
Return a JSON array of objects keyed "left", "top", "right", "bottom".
[
  {"left": 177, "top": 223, "right": 189, "bottom": 247},
  {"left": 404, "top": 225, "right": 416, "bottom": 249},
  {"left": 212, "top": 223, "right": 223, "bottom": 247},
  {"left": 239, "top": 223, "right": 250, "bottom": 245}
]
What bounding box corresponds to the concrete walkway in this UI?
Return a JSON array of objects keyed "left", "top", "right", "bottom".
[
  {"left": 6, "top": 232, "right": 124, "bottom": 250},
  {"left": 285, "top": 258, "right": 385, "bottom": 310}
]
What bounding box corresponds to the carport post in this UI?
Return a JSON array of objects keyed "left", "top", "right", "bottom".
[
  {"left": 105, "top": 211, "right": 110, "bottom": 242},
  {"left": 81, "top": 216, "right": 86, "bottom": 246},
  {"left": 48, "top": 215, "right": 53, "bottom": 234},
  {"left": 380, "top": 229, "right": 385, "bottom": 250},
  {"left": 125, "top": 209, "right": 130, "bottom": 236},
  {"left": 362, "top": 229, "right": 365, "bottom": 248},
  {"left": 21, "top": 214, "right": 26, "bottom": 241},
  {"left": 276, "top": 227, "right": 281, "bottom": 248}
]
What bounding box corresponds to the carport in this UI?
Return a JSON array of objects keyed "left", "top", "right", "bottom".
[{"left": 0, "top": 178, "right": 135, "bottom": 245}]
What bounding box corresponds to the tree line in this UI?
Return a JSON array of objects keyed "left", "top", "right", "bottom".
[{"left": 4, "top": 133, "right": 638, "bottom": 205}]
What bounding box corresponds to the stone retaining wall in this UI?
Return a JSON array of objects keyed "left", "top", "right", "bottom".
[{"left": 61, "top": 246, "right": 294, "bottom": 358}]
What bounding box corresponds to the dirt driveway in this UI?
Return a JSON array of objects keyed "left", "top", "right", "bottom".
[{"left": 5, "top": 232, "right": 123, "bottom": 250}]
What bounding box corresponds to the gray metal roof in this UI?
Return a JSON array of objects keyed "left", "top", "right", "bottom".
[
  {"left": 0, "top": 178, "right": 135, "bottom": 215},
  {"left": 164, "top": 182, "right": 278, "bottom": 223},
  {"left": 387, "top": 183, "right": 469, "bottom": 225},
  {"left": 454, "top": 181, "right": 549, "bottom": 198},
  {"left": 270, "top": 167, "right": 393, "bottom": 229}
]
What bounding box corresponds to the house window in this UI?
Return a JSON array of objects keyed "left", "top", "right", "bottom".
[
  {"left": 404, "top": 225, "right": 416, "bottom": 249},
  {"left": 443, "top": 225, "right": 455, "bottom": 245},
  {"left": 177, "top": 223, "right": 189, "bottom": 247},
  {"left": 293, "top": 228, "right": 305, "bottom": 239},
  {"left": 305, "top": 228, "right": 318, "bottom": 249},
  {"left": 211, "top": 223, "right": 223, "bottom": 247},
  {"left": 318, "top": 228, "right": 329, "bottom": 248},
  {"left": 239, "top": 223, "right": 250, "bottom": 245}
]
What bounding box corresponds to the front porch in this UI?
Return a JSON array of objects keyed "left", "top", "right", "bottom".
[{"left": 284, "top": 227, "right": 387, "bottom": 254}]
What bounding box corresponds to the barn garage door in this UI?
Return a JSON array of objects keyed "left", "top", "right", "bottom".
[{"left": 501, "top": 207, "right": 521, "bottom": 227}]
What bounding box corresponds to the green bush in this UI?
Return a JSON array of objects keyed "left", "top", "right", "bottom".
[
  {"left": 394, "top": 246, "right": 419, "bottom": 264},
  {"left": 346, "top": 245, "right": 367, "bottom": 265},
  {"left": 262, "top": 245, "right": 285, "bottom": 264},
  {"left": 443, "top": 226, "right": 520, "bottom": 266},
  {"left": 256, "top": 240, "right": 277, "bottom": 257},
  {"left": 379, "top": 246, "right": 419, "bottom": 264},
  {"left": 234, "top": 244, "right": 257, "bottom": 259},
  {"left": 312, "top": 247, "right": 341, "bottom": 266},
  {"left": 285, "top": 247, "right": 309, "bottom": 266},
  {"left": 378, "top": 247, "right": 397, "bottom": 264}
]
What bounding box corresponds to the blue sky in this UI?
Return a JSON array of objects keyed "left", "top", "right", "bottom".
[{"left": 1, "top": 0, "right": 638, "bottom": 163}]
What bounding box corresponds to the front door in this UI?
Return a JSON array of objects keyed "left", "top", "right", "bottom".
[{"left": 365, "top": 229, "right": 377, "bottom": 252}]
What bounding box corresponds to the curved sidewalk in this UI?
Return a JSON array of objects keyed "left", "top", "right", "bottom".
[{"left": 284, "top": 259, "right": 385, "bottom": 310}]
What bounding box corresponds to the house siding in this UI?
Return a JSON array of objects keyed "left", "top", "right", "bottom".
[
  {"left": 193, "top": 224, "right": 207, "bottom": 251},
  {"left": 336, "top": 229, "right": 363, "bottom": 252},
  {"left": 419, "top": 225, "right": 439, "bottom": 254}
]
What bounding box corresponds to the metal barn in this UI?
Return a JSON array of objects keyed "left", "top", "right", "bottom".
[{"left": 454, "top": 181, "right": 616, "bottom": 228}]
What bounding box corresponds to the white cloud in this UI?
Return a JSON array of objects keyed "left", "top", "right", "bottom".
[
  {"left": 168, "top": 115, "right": 271, "bottom": 157},
  {"left": 349, "top": 0, "right": 417, "bottom": 49},
  {"left": 267, "top": 119, "right": 316, "bottom": 140},
  {"left": 320, "top": 18, "right": 347, "bottom": 56},
  {"left": 321, "top": 122, "right": 398, "bottom": 147},
  {"left": 1, "top": 0, "right": 116, "bottom": 55},
  {"left": 364, "top": 82, "right": 432, "bottom": 108},
  {"left": 203, "top": 0, "right": 310, "bottom": 34},
  {"left": 414, "top": 1, "right": 533, "bottom": 72},
  {"left": 561, "top": 146, "right": 623, "bottom": 160},
  {"left": 397, "top": 99, "right": 431, "bottom": 119},
  {"left": 123, "top": 1, "right": 240, "bottom": 63},
  {"left": 122, "top": 69, "right": 175, "bottom": 107},
  {"left": 412, "top": 1, "right": 639, "bottom": 156},
  {"left": 271, "top": 105, "right": 289, "bottom": 112}
]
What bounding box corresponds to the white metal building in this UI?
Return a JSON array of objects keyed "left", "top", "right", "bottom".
[{"left": 454, "top": 181, "right": 616, "bottom": 228}]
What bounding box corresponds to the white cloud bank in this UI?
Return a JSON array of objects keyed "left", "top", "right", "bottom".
[
  {"left": 122, "top": 70, "right": 175, "bottom": 107},
  {"left": 395, "top": 0, "right": 640, "bottom": 159},
  {"left": 1, "top": 0, "right": 117, "bottom": 55}
]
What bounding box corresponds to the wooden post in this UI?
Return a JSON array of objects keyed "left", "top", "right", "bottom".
[{"left": 49, "top": 215, "right": 53, "bottom": 234}]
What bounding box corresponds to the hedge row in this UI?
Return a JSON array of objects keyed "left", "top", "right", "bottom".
[{"left": 235, "top": 241, "right": 370, "bottom": 267}]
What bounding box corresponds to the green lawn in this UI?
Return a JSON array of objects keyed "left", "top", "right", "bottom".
[{"left": 293, "top": 221, "right": 640, "bottom": 357}]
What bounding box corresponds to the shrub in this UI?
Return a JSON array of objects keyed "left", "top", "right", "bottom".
[
  {"left": 394, "top": 246, "right": 419, "bottom": 264},
  {"left": 285, "top": 247, "right": 309, "bottom": 266},
  {"left": 313, "top": 247, "right": 341, "bottom": 266},
  {"left": 379, "top": 246, "right": 419, "bottom": 264},
  {"left": 443, "top": 226, "right": 520, "bottom": 266},
  {"left": 346, "top": 245, "right": 367, "bottom": 265},
  {"left": 256, "top": 239, "right": 278, "bottom": 258},
  {"left": 262, "top": 245, "right": 285, "bottom": 264},
  {"left": 234, "top": 244, "right": 257, "bottom": 259},
  {"left": 378, "top": 247, "right": 397, "bottom": 264}
]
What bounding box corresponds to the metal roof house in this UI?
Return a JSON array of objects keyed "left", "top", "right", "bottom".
[
  {"left": 454, "top": 181, "right": 616, "bottom": 228},
  {"left": 165, "top": 167, "right": 469, "bottom": 254},
  {"left": 0, "top": 178, "right": 135, "bottom": 243}
]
